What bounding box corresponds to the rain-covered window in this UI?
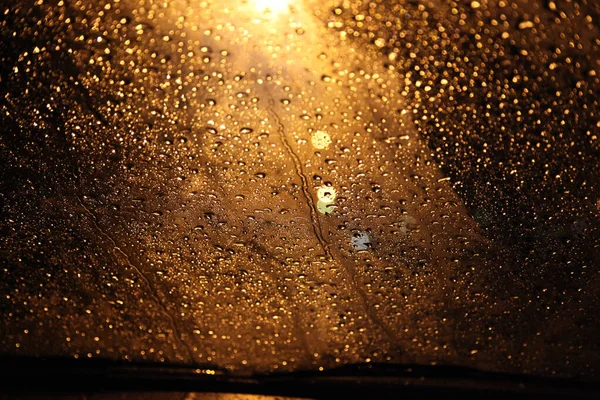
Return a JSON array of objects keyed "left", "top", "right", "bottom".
[{"left": 1, "top": 0, "right": 599, "bottom": 382}]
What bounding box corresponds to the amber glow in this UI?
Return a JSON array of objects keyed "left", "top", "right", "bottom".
[{"left": 250, "top": 0, "right": 292, "bottom": 14}]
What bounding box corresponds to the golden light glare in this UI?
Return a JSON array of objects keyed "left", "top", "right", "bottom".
[{"left": 250, "top": 0, "right": 292, "bottom": 14}]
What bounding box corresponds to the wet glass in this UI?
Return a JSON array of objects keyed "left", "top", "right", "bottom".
[{"left": 1, "top": 0, "right": 599, "bottom": 380}]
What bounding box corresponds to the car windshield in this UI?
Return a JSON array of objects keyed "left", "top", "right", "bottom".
[{"left": 1, "top": 0, "right": 599, "bottom": 382}]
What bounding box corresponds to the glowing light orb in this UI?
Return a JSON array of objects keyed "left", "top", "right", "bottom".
[
  {"left": 317, "top": 186, "right": 336, "bottom": 204},
  {"left": 311, "top": 130, "right": 331, "bottom": 149},
  {"left": 317, "top": 200, "right": 335, "bottom": 215}
]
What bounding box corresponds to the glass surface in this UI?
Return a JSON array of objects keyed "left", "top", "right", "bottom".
[{"left": 1, "top": 0, "right": 599, "bottom": 380}]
